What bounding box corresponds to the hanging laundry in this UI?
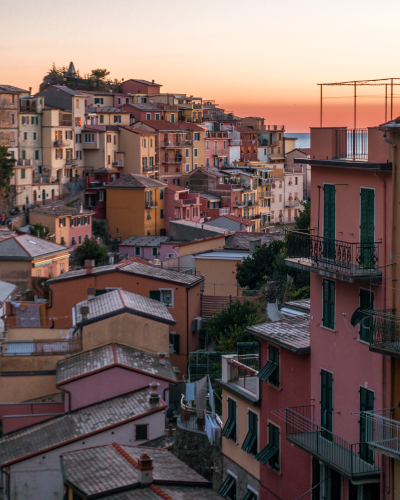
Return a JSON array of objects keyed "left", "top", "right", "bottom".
[
  {"left": 195, "top": 376, "right": 207, "bottom": 416},
  {"left": 208, "top": 375, "right": 215, "bottom": 415},
  {"left": 185, "top": 382, "right": 195, "bottom": 402}
]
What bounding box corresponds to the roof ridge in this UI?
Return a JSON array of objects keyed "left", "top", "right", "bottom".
[
  {"left": 118, "top": 288, "right": 127, "bottom": 308},
  {"left": 111, "top": 442, "right": 139, "bottom": 469},
  {"left": 150, "top": 484, "right": 176, "bottom": 500}
]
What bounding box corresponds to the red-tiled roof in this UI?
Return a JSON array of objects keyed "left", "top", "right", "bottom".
[
  {"left": 133, "top": 120, "right": 187, "bottom": 131},
  {"left": 165, "top": 184, "right": 189, "bottom": 193},
  {"left": 119, "top": 125, "right": 156, "bottom": 136},
  {"left": 221, "top": 214, "right": 255, "bottom": 226},
  {"left": 235, "top": 126, "right": 260, "bottom": 134},
  {"left": 173, "top": 233, "right": 228, "bottom": 248}
]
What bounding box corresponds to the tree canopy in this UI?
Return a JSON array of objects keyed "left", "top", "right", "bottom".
[
  {"left": 90, "top": 69, "right": 110, "bottom": 80},
  {"left": 74, "top": 238, "right": 108, "bottom": 266},
  {"left": 294, "top": 200, "right": 310, "bottom": 231},
  {"left": 236, "top": 240, "right": 285, "bottom": 290},
  {"left": 29, "top": 223, "right": 50, "bottom": 239},
  {"left": 0, "top": 146, "right": 15, "bottom": 193}
]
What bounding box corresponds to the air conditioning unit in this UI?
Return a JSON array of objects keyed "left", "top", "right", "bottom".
[{"left": 192, "top": 317, "right": 202, "bottom": 331}]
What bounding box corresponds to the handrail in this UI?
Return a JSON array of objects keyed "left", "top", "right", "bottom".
[{"left": 180, "top": 394, "right": 223, "bottom": 427}]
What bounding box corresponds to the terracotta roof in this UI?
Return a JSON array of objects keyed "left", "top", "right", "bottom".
[
  {"left": 56, "top": 343, "right": 178, "bottom": 385},
  {"left": 181, "top": 123, "right": 204, "bottom": 131},
  {"left": 165, "top": 184, "right": 189, "bottom": 193},
  {"left": 247, "top": 314, "right": 310, "bottom": 354},
  {"left": 0, "top": 85, "right": 29, "bottom": 94},
  {"left": 124, "top": 79, "right": 162, "bottom": 87},
  {"left": 220, "top": 214, "right": 255, "bottom": 226},
  {"left": 287, "top": 148, "right": 310, "bottom": 156},
  {"left": 133, "top": 120, "right": 188, "bottom": 131},
  {"left": 105, "top": 173, "right": 167, "bottom": 189},
  {"left": 235, "top": 126, "right": 260, "bottom": 134},
  {"left": 0, "top": 388, "right": 166, "bottom": 467},
  {"left": 30, "top": 206, "right": 94, "bottom": 217},
  {"left": 119, "top": 125, "right": 156, "bottom": 136},
  {"left": 173, "top": 233, "right": 227, "bottom": 248},
  {"left": 190, "top": 166, "right": 224, "bottom": 178},
  {"left": 224, "top": 232, "right": 284, "bottom": 251}
]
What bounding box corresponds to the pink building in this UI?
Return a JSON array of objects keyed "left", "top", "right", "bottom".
[
  {"left": 118, "top": 236, "right": 179, "bottom": 261},
  {"left": 205, "top": 130, "right": 230, "bottom": 168},
  {"left": 119, "top": 103, "right": 164, "bottom": 122},
  {"left": 85, "top": 168, "right": 120, "bottom": 219},
  {"left": 284, "top": 126, "right": 392, "bottom": 499},
  {"left": 121, "top": 79, "right": 162, "bottom": 95},
  {"left": 165, "top": 184, "right": 201, "bottom": 234}
]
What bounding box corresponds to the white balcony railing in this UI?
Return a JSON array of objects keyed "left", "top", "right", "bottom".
[
  {"left": 221, "top": 354, "right": 260, "bottom": 400},
  {"left": 364, "top": 409, "right": 400, "bottom": 459}
]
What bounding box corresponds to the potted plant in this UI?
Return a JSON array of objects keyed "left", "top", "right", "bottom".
[
  {"left": 196, "top": 416, "right": 205, "bottom": 430},
  {"left": 182, "top": 406, "right": 191, "bottom": 421}
]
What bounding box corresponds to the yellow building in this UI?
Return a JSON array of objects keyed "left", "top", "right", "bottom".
[
  {"left": 119, "top": 126, "right": 158, "bottom": 178},
  {"left": 105, "top": 173, "right": 167, "bottom": 240},
  {"left": 181, "top": 123, "right": 206, "bottom": 188}
]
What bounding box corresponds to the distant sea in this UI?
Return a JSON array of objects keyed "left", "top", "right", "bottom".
[{"left": 284, "top": 133, "right": 310, "bottom": 150}]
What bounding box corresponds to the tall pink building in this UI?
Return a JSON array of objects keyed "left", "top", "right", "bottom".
[{"left": 164, "top": 184, "right": 201, "bottom": 234}]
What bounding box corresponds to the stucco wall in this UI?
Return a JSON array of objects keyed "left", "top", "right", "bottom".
[
  {"left": 194, "top": 258, "right": 241, "bottom": 297},
  {"left": 0, "top": 260, "right": 31, "bottom": 293}
]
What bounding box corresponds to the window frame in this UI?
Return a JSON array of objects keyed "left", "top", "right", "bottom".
[
  {"left": 257, "top": 344, "right": 279, "bottom": 387},
  {"left": 242, "top": 410, "right": 258, "bottom": 456},
  {"left": 135, "top": 424, "right": 148, "bottom": 441},
  {"left": 222, "top": 397, "right": 237, "bottom": 442},
  {"left": 322, "top": 278, "right": 335, "bottom": 330}
]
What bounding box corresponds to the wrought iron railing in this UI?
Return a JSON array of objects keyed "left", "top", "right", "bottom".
[
  {"left": 362, "top": 310, "right": 400, "bottom": 350},
  {"left": 1, "top": 338, "right": 82, "bottom": 356},
  {"left": 335, "top": 128, "right": 368, "bottom": 161},
  {"left": 277, "top": 406, "right": 380, "bottom": 479},
  {"left": 160, "top": 155, "right": 184, "bottom": 164},
  {"left": 363, "top": 409, "right": 400, "bottom": 458},
  {"left": 286, "top": 231, "right": 381, "bottom": 274}
]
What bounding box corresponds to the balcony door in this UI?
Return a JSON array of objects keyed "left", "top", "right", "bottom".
[
  {"left": 359, "top": 387, "right": 374, "bottom": 464},
  {"left": 323, "top": 184, "right": 336, "bottom": 259},
  {"left": 360, "top": 188, "right": 375, "bottom": 268},
  {"left": 321, "top": 369, "right": 333, "bottom": 440}
]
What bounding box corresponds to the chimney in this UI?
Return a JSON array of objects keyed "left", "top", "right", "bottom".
[
  {"left": 85, "top": 260, "right": 95, "bottom": 274},
  {"left": 87, "top": 287, "right": 96, "bottom": 300},
  {"left": 148, "top": 381, "right": 160, "bottom": 409},
  {"left": 80, "top": 305, "right": 89, "bottom": 321},
  {"left": 29, "top": 87, "right": 32, "bottom": 96},
  {"left": 158, "top": 350, "right": 166, "bottom": 366},
  {"left": 137, "top": 452, "right": 153, "bottom": 485},
  {"left": 249, "top": 239, "right": 261, "bottom": 255},
  {"left": 152, "top": 79, "right": 155, "bottom": 84}
]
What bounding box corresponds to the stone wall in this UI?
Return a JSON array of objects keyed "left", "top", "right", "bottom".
[
  {"left": 172, "top": 418, "right": 222, "bottom": 483},
  {"left": 222, "top": 453, "right": 260, "bottom": 499}
]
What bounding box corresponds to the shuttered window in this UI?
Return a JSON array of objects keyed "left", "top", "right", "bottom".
[
  {"left": 222, "top": 399, "right": 236, "bottom": 441},
  {"left": 255, "top": 423, "right": 279, "bottom": 470},
  {"left": 322, "top": 279, "right": 335, "bottom": 329},
  {"left": 321, "top": 370, "right": 333, "bottom": 440},
  {"left": 360, "top": 188, "right": 375, "bottom": 268},
  {"left": 242, "top": 411, "right": 258, "bottom": 455},
  {"left": 360, "top": 387, "right": 374, "bottom": 464},
  {"left": 323, "top": 184, "right": 336, "bottom": 240}
]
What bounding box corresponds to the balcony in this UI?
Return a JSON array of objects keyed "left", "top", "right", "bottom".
[
  {"left": 277, "top": 406, "right": 381, "bottom": 481},
  {"left": 161, "top": 140, "right": 186, "bottom": 148},
  {"left": 113, "top": 160, "right": 123, "bottom": 167},
  {"left": 54, "top": 140, "right": 71, "bottom": 147},
  {"left": 160, "top": 155, "right": 183, "bottom": 164},
  {"left": 1, "top": 338, "right": 82, "bottom": 356},
  {"left": 145, "top": 200, "right": 158, "bottom": 208},
  {"left": 363, "top": 409, "right": 400, "bottom": 459},
  {"left": 364, "top": 309, "right": 400, "bottom": 356},
  {"left": 178, "top": 395, "right": 223, "bottom": 437},
  {"left": 17, "top": 159, "right": 33, "bottom": 166},
  {"left": 285, "top": 198, "right": 300, "bottom": 208},
  {"left": 65, "top": 158, "right": 78, "bottom": 166},
  {"left": 285, "top": 231, "right": 382, "bottom": 283},
  {"left": 218, "top": 354, "right": 260, "bottom": 402},
  {"left": 59, "top": 120, "right": 72, "bottom": 126},
  {"left": 243, "top": 200, "right": 258, "bottom": 207}
]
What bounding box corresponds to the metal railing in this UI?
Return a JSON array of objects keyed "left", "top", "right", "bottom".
[
  {"left": 363, "top": 409, "right": 400, "bottom": 458},
  {"left": 285, "top": 199, "right": 300, "bottom": 207},
  {"left": 1, "top": 338, "right": 82, "bottom": 356},
  {"left": 59, "top": 120, "right": 72, "bottom": 126},
  {"left": 113, "top": 161, "right": 123, "bottom": 167},
  {"left": 145, "top": 200, "right": 158, "bottom": 208},
  {"left": 361, "top": 310, "right": 400, "bottom": 350},
  {"left": 161, "top": 140, "right": 186, "bottom": 148},
  {"left": 286, "top": 231, "right": 381, "bottom": 275},
  {"left": 223, "top": 354, "right": 260, "bottom": 398},
  {"left": 335, "top": 128, "right": 368, "bottom": 161},
  {"left": 279, "top": 406, "right": 381, "bottom": 479},
  {"left": 160, "top": 156, "right": 183, "bottom": 164}
]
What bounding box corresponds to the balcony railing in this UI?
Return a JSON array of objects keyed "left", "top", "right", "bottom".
[
  {"left": 334, "top": 128, "right": 368, "bottom": 161},
  {"left": 54, "top": 140, "right": 71, "bottom": 146},
  {"left": 221, "top": 354, "right": 260, "bottom": 400},
  {"left": 285, "top": 199, "right": 300, "bottom": 207},
  {"left": 285, "top": 231, "right": 382, "bottom": 280},
  {"left": 160, "top": 155, "right": 183, "bottom": 164},
  {"left": 59, "top": 120, "right": 72, "bottom": 126},
  {"left": 363, "top": 409, "right": 400, "bottom": 459},
  {"left": 1, "top": 338, "right": 82, "bottom": 356},
  {"left": 113, "top": 161, "right": 123, "bottom": 167},
  {"left": 276, "top": 406, "right": 381, "bottom": 480},
  {"left": 145, "top": 200, "right": 158, "bottom": 208},
  {"left": 161, "top": 140, "right": 186, "bottom": 148},
  {"left": 361, "top": 309, "right": 400, "bottom": 353}
]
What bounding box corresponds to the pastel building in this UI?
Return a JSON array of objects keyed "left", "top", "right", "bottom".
[
  {"left": 84, "top": 167, "right": 121, "bottom": 219},
  {"left": 118, "top": 235, "right": 179, "bottom": 261},
  {"left": 0, "top": 85, "right": 29, "bottom": 161},
  {"left": 164, "top": 184, "right": 201, "bottom": 234},
  {"left": 118, "top": 126, "right": 158, "bottom": 178}
]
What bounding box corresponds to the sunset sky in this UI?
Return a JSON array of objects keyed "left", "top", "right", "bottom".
[{"left": 2, "top": 0, "right": 400, "bottom": 131}]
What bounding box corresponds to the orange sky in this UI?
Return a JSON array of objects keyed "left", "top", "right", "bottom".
[{"left": 2, "top": 0, "right": 400, "bottom": 131}]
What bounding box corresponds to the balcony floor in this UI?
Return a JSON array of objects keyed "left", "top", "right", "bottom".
[
  {"left": 285, "top": 257, "right": 382, "bottom": 283},
  {"left": 368, "top": 438, "right": 400, "bottom": 460},
  {"left": 288, "top": 431, "right": 380, "bottom": 480}
]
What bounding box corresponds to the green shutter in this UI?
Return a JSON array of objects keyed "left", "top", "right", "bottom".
[
  {"left": 360, "top": 188, "right": 375, "bottom": 268},
  {"left": 323, "top": 184, "right": 336, "bottom": 240},
  {"left": 173, "top": 333, "right": 180, "bottom": 354},
  {"left": 322, "top": 279, "right": 335, "bottom": 329},
  {"left": 150, "top": 290, "right": 161, "bottom": 301},
  {"left": 360, "top": 387, "right": 374, "bottom": 464},
  {"left": 321, "top": 370, "right": 333, "bottom": 439}
]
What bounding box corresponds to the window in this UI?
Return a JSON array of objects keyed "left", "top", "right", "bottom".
[
  {"left": 257, "top": 343, "right": 277, "bottom": 383},
  {"left": 155, "top": 113, "right": 160, "bottom": 121},
  {"left": 242, "top": 411, "right": 258, "bottom": 455},
  {"left": 193, "top": 207, "right": 198, "bottom": 217},
  {"left": 135, "top": 247, "right": 141, "bottom": 256},
  {"left": 321, "top": 370, "right": 333, "bottom": 438},
  {"left": 194, "top": 148, "right": 198, "bottom": 157},
  {"left": 169, "top": 332, "right": 180, "bottom": 354},
  {"left": 33, "top": 132, "right": 37, "bottom": 141},
  {"left": 97, "top": 191, "right": 104, "bottom": 202},
  {"left": 194, "top": 163, "right": 198, "bottom": 169},
  {"left": 71, "top": 237, "right": 76, "bottom": 245},
  {"left": 60, "top": 237, "right": 65, "bottom": 246},
  {"left": 125, "top": 97, "right": 129, "bottom": 104},
  {"left": 278, "top": 147, "right": 280, "bottom": 154},
  {"left": 76, "top": 134, "right": 81, "bottom": 144},
  {"left": 151, "top": 247, "right": 158, "bottom": 256},
  {"left": 255, "top": 423, "right": 279, "bottom": 470},
  {"left": 108, "top": 155, "right": 111, "bottom": 165},
  {"left": 135, "top": 424, "right": 148, "bottom": 440},
  {"left": 185, "top": 163, "right": 190, "bottom": 173},
  {"left": 243, "top": 489, "right": 258, "bottom": 500},
  {"left": 99, "top": 115, "right": 104, "bottom": 124},
  {"left": 35, "top": 150, "right": 39, "bottom": 160},
  {"left": 23, "top": 132, "right": 27, "bottom": 140},
  {"left": 114, "top": 115, "right": 121, "bottom": 123},
  {"left": 31, "top": 116, "right": 38, "bottom": 125},
  {"left": 21, "top": 151, "right": 26, "bottom": 160},
  {"left": 322, "top": 279, "right": 335, "bottom": 329},
  {"left": 78, "top": 235, "right": 82, "bottom": 244},
  {"left": 146, "top": 113, "right": 151, "bottom": 120},
  {"left": 160, "top": 209, "right": 164, "bottom": 219},
  {"left": 218, "top": 474, "right": 236, "bottom": 499},
  {"left": 295, "top": 177, "right": 298, "bottom": 185},
  {"left": 168, "top": 253, "right": 175, "bottom": 258},
  {"left": 143, "top": 138, "right": 147, "bottom": 148},
  {"left": 76, "top": 151, "right": 82, "bottom": 160},
  {"left": 21, "top": 168, "right": 25, "bottom": 179},
  {"left": 223, "top": 140, "right": 226, "bottom": 149},
  {"left": 75, "top": 117, "right": 82, "bottom": 127},
  {"left": 10, "top": 114, "right": 15, "bottom": 125},
  {"left": 360, "top": 387, "right": 374, "bottom": 464},
  {"left": 185, "top": 148, "right": 189, "bottom": 158},
  {"left": 206, "top": 141, "right": 209, "bottom": 150},
  {"left": 360, "top": 188, "right": 375, "bottom": 268},
  {"left": 55, "top": 149, "right": 63, "bottom": 160},
  {"left": 222, "top": 399, "right": 236, "bottom": 441},
  {"left": 150, "top": 138, "right": 153, "bottom": 148},
  {"left": 170, "top": 113, "right": 175, "bottom": 123},
  {"left": 271, "top": 147, "right": 274, "bottom": 154},
  {"left": 59, "top": 218, "right": 66, "bottom": 228},
  {"left": 75, "top": 99, "right": 79, "bottom": 108},
  {"left": 117, "top": 97, "right": 121, "bottom": 105},
  {"left": 359, "top": 289, "right": 374, "bottom": 342},
  {"left": 84, "top": 133, "right": 94, "bottom": 143},
  {"left": 147, "top": 210, "right": 151, "bottom": 220},
  {"left": 114, "top": 135, "right": 116, "bottom": 145},
  {"left": 159, "top": 189, "right": 164, "bottom": 200},
  {"left": 206, "top": 157, "right": 210, "bottom": 166},
  {"left": 94, "top": 97, "right": 104, "bottom": 105},
  {"left": 149, "top": 156, "right": 154, "bottom": 166},
  {"left": 150, "top": 289, "right": 173, "bottom": 307},
  {"left": 22, "top": 116, "right": 28, "bottom": 125}
]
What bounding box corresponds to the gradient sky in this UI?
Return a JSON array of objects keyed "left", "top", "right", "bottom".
[{"left": 2, "top": 0, "right": 400, "bottom": 131}]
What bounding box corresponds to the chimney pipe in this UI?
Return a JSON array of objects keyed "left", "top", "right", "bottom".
[
  {"left": 85, "top": 259, "right": 95, "bottom": 274},
  {"left": 148, "top": 381, "right": 160, "bottom": 409},
  {"left": 152, "top": 80, "right": 155, "bottom": 84},
  {"left": 80, "top": 305, "right": 89, "bottom": 321},
  {"left": 87, "top": 287, "right": 96, "bottom": 300},
  {"left": 137, "top": 453, "right": 153, "bottom": 485},
  {"left": 158, "top": 350, "right": 166, "bottom": 366},
  {"left": 29, "top": 87, "right": 32, "bottom": 96}
]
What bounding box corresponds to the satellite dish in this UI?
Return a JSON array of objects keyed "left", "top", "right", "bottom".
[{"left": 351, "top": 307, "right": 365, "bottom": 327}]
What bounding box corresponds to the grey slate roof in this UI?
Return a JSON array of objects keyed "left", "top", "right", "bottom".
[
  {"left": 74, "top": 288, "right": 176, "bottom": 326},
  {"left": 53, "top": 85, "right": 82, "bottom": 96},
  {"left": 47, "top": 261, "right": 204, "bottom": 287},
  {"left": 0, "top": 280, "right": 17, "bottom": 302},
  {"left": 0, "top": 85, "right": 29, "bottom": 94},
  {"left": 170, "top": 220, "right": 230, "bottom": 234},
  {"left": 0, "top": 235, "right": 68, "bottom": 260},
  {"left": 224, "top": 232, "right": 284, "bottom": 251},
  {"left": 101, "top": 490, "right": 222, "bottom": 500},
  {"left": 106, "top": 174, "right": 167, "bottom": 189},
  {"left": 30, "top": 205, "right": 94, "bottom": 217},
  {"left": 247, "top": 315, "right": 310, "bottom": 354},
  {"left": 120, "top": 236, "right": 171, "bottom": 247},
  {"left": 0, "top": 388, "right": 164, "bottom": 467},
  {"left": 61, "top": 445, "right": 210, "bottom": 498},
  {"left": 126, "top": 103, "right": 162, "bottom": 111},
  {"left": 284, "top": 298, "right": 311, "bottom": 312},
  {"left": 56, "top": 343, "right": 178, "bottom": 385}
]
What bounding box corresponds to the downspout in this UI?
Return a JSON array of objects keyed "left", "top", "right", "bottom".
[
  {"left": 58, "top": 385, "right": 72, "bottom": 413},
  {"left": 186, "top": 287, "right": 189, "bottom": 367}
]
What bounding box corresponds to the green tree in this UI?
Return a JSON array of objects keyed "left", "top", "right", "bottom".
[
  {"left": 294, "top": 200, "right": 310, "bottom": 231},
  {"left": 90, "top": 69, "right": 110, "bottom": 81},
  {"left": 74, "top": 238, "right": 108, "bottom": 266},
  {"left": 92, "top": 219, "right": 108, "bottom": 240},
  {"left": 0, "top": 146, "right": 15, "bottom": 193},
  {"left": 206, "top": 299, "right": 258, "bottom": 351},
  {"left": 29, "top": 223, "right": 50, "bottom": 239},
  {"left": 236, "top": 240, "right": 285, "bottom": 290}
]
